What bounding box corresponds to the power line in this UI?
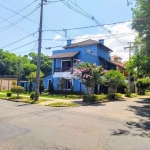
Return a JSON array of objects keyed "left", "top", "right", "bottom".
[
  {"left": 42, "top": 32, "right": 137, "bottom": 41},
  {"left": 0, "top": 16, "right": 30, "bottom": 34},
  {"left": 9, "top": 40, "right": 37, "bottom": 52},
  {"left": 61, "top": 0, "right": 130, "bottom": 45},
  {"left": 44, "top": 16, "right": 150, "bottom": 31},
  {"left": 0, "top": 6, "right": 40, "bottom": 32},
  {"left": 5, "top": 0, "right": 77, "bottom": 39},
  {"left": 1, "top": 31, "right": 38, "bottom": 49},
  {"left": 44, "top": 33, "right": 138, "bottom": 49},
  {"left": 0, "top": 0, "right": 37, "bottom": 24},
  {"left": 16, "top": 41, "right": 38, "bottom": 55}
]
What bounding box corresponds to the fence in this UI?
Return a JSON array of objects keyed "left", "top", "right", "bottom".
[{"left": 0, "top": 75, "right": 17, "bottom": 91}]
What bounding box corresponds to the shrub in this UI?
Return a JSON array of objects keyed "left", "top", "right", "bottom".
[
  {"left": 97, "top": 94, "right": 107, "bottom": 100},
  {"left": 107, "top": 93, "right": 116, "bottom": 99},
  {"left": 126, "top": 93, "right": 137, "bottom": 98},
  {"left": 11, "top": 86, "right": 24, "bottom": 98},
  {"left": 131, "top": 93, "right": 137, "bottom": 98},
  {"left": 44, "top": 89, "right": 48, "bottom": 93},
  {"left": 48, "top": 82, "right": 54, "bottom": 94},
  {"left": 83, "top": 94, "right": 98, "bottom": 103},
  {"left": 7, "top": 92, "right": 12, "bottom": 97},
  {"left": 66, "top": 95, "right": 80, "bottom": 99},
  {"left": 30, "top": 92, "right": 35, "bottom": 100},
  {"left": 136, "top": 78, "right": 150, "bottom": 95},
  {"left": 12, "top": 80, "right": 17, "bottom": 86},
  {"left": 71, "top": 85, "right": 74, "bottom": 95},
  {"left": 125, "top": 87, "right": 131, "bottom": 97},
  {"left": 39, "top": 79, "right": 44, "bottom": 94},
  {"left": 115, "top": 93, "right": 122, "bottom": 98}
]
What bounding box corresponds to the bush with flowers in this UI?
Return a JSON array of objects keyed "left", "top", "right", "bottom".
[{"left": 73, "top": 62, "right": 106, "bottom": 94}]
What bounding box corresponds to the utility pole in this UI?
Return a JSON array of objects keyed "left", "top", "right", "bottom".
[
  {"left": 17, "top": 60, "right": 21, "bottom": 86},
  {"left": 124, "top": 42, "right": 132, "bottom": 93},
  {"left": 35, "top": 0, "right": 44, "bottom": 101}
]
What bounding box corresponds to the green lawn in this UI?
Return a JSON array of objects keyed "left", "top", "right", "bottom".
[
  {"left": 0, "top": 92, "right": 80, "bottom": 100},
  {"left": 0, "top": 93, "right": 49, "bottom": 104},
  {"left": 47, "top": 102, "right": 80, "bottom": 107}
]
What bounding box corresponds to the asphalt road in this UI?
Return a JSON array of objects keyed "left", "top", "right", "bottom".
[{"left": 0, "top": 98, "right": 150, "bottom": 150}]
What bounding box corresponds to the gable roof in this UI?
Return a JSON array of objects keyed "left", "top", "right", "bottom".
[
  {"left": 63, "top": 39, "right": 113, "bottom": 52},
  {"left": 50, "top": 51, "right": 79, "bottom": 59}
]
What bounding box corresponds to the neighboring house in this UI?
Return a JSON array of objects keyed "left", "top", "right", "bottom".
[
  {"left": 44, "top": 39, "right": 116, "bottom": 94},
  {"left": 110, "top": 55, "right": 135, "bottom": 93},
  {"left": 110, "top": 55, "right": 128, "bottom": 77}
]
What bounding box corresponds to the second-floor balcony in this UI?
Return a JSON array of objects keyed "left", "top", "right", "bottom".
[
  {"left": 54, "top": 67, "right": 73, "bottom": 72},
  {"left": 53, "top": 67, "right": 73, "bottom": 79}
]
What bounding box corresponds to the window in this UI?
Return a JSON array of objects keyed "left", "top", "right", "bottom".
[
  {"left": 64, "top": 79, "right": 72, "bottom": 89},
  {"left": 73, "top": 59, "right": 78, "bottom": 67}
]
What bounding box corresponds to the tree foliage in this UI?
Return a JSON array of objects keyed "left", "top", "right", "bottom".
[
  {"left": 0, "top": 50, "right": 52, "bottom": 79},
  {"left": 127, "top": 0, "right": 150, "bottom": 76},
  {"left": 136, "top": 78, "right": 150, "bottom": 95},
  {"left": 39, "top": 79, "right": 44, "bottom": 94},
  {"left": 73, "top": 62, "right": 104, "bottom": 94},
  {"left": 11, "top": 86, "right": 24, "bottom": 98},
  {"left": 105, "top": 70, "right": 126, "bottom": 93},
  {"left": 12, "top": 80, "right": 17, "bottom": 86}
]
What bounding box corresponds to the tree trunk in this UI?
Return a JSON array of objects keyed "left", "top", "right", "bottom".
[{"left": 87, "top": 87, "right": 94, "bottom": 94}]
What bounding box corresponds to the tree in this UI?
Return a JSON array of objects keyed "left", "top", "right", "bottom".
[
  {"left": 73, "top": 62, "right": 104, "bottom": 94},
  {"left": 127, "top": 0, "right": 150, "bottom": 54},
  {"left": 28, "top": 52, "right": 52, "bottom": 75},
  {"left": 39, "top": 79, "right": 44, "bottom": 94},
  {"left": 29, "top": 81, "right": 33, "bottom": 94},
  {"left": 71, "top": 85, "right": 74, "bottom": 95},
  {"left": 105, "top": 70, "right": 126, "bottom": 93},
  {"left": 0, "top": 50, "right": 52, "bottom": 80},
  {"left": 11, "top": 86, "right": 24, "bottom": 98},
  {"left": 26, "top": 71, "right": 44, "bottom": 82},
  {"left": 136, "top": 78, "right": 150, "bottom": 95},
  {"left": 12, "top": 80, "right": 17, "bottom": 86},
  {"left": 127, "top": 0, "right": 150, "bottom": 76}
]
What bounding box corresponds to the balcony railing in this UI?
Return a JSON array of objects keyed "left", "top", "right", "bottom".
[{"left": 54, "top": 67, "right": 73, "bottom": 72}]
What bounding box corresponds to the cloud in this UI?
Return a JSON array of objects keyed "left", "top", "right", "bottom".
[
  {"left": 54, "top": 34, "right": 62, "bottom": 40},
  {"left": 73, "top": 22, "right": 137, "bottom": 61}
]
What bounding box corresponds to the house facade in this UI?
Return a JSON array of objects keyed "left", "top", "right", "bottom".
[{"left": 44, "top": 39, "right": 116, "bottom": 94}]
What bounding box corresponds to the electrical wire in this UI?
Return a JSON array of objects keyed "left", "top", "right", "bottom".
[
  {"left": 16, "top": 40, "right": 38, "bottom": 55},
  {"left": 61, "top": 0, "right": 130, "bottom": 45},
  {"left": 9, "top": 40, "right": 37, "bottom": 52},
  {"left": 6, "top": 0, "right": 75, "bottom": 39},
  {"left": 0, "top": 0, "right": 37, "bottom": 24},
  {"left": 1, "top": 31, "right": 38, "bottom": 49},
  {"left": 0, "top": 7, "right": 39, "bottom": 32}
]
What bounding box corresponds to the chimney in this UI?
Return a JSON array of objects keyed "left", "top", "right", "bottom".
[
  {"left": 99, "top": 39, "right": 104, "bottom": 45},
  {"left": 67, "top": 40, "right": 72, "bottom": 46}
]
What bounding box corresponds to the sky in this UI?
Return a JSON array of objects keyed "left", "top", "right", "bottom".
[{"left": 0, "top": 0, "right": 136, "bottom": 61}]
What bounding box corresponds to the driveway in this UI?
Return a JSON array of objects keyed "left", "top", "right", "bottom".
[{"left": 0, "top": 98, "right": 150, "bottom": 150}]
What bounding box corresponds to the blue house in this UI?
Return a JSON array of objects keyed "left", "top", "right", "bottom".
[
  {"left": 18, "top": 80, "right": 36, "bottom": 93},
  {"left": 44, "top": 39, "right": 116, "bottom": 94}
]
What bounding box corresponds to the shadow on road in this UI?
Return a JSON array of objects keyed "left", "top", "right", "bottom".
[{"left": 111, "top": 98, "right": 150, "bottom": 138}]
